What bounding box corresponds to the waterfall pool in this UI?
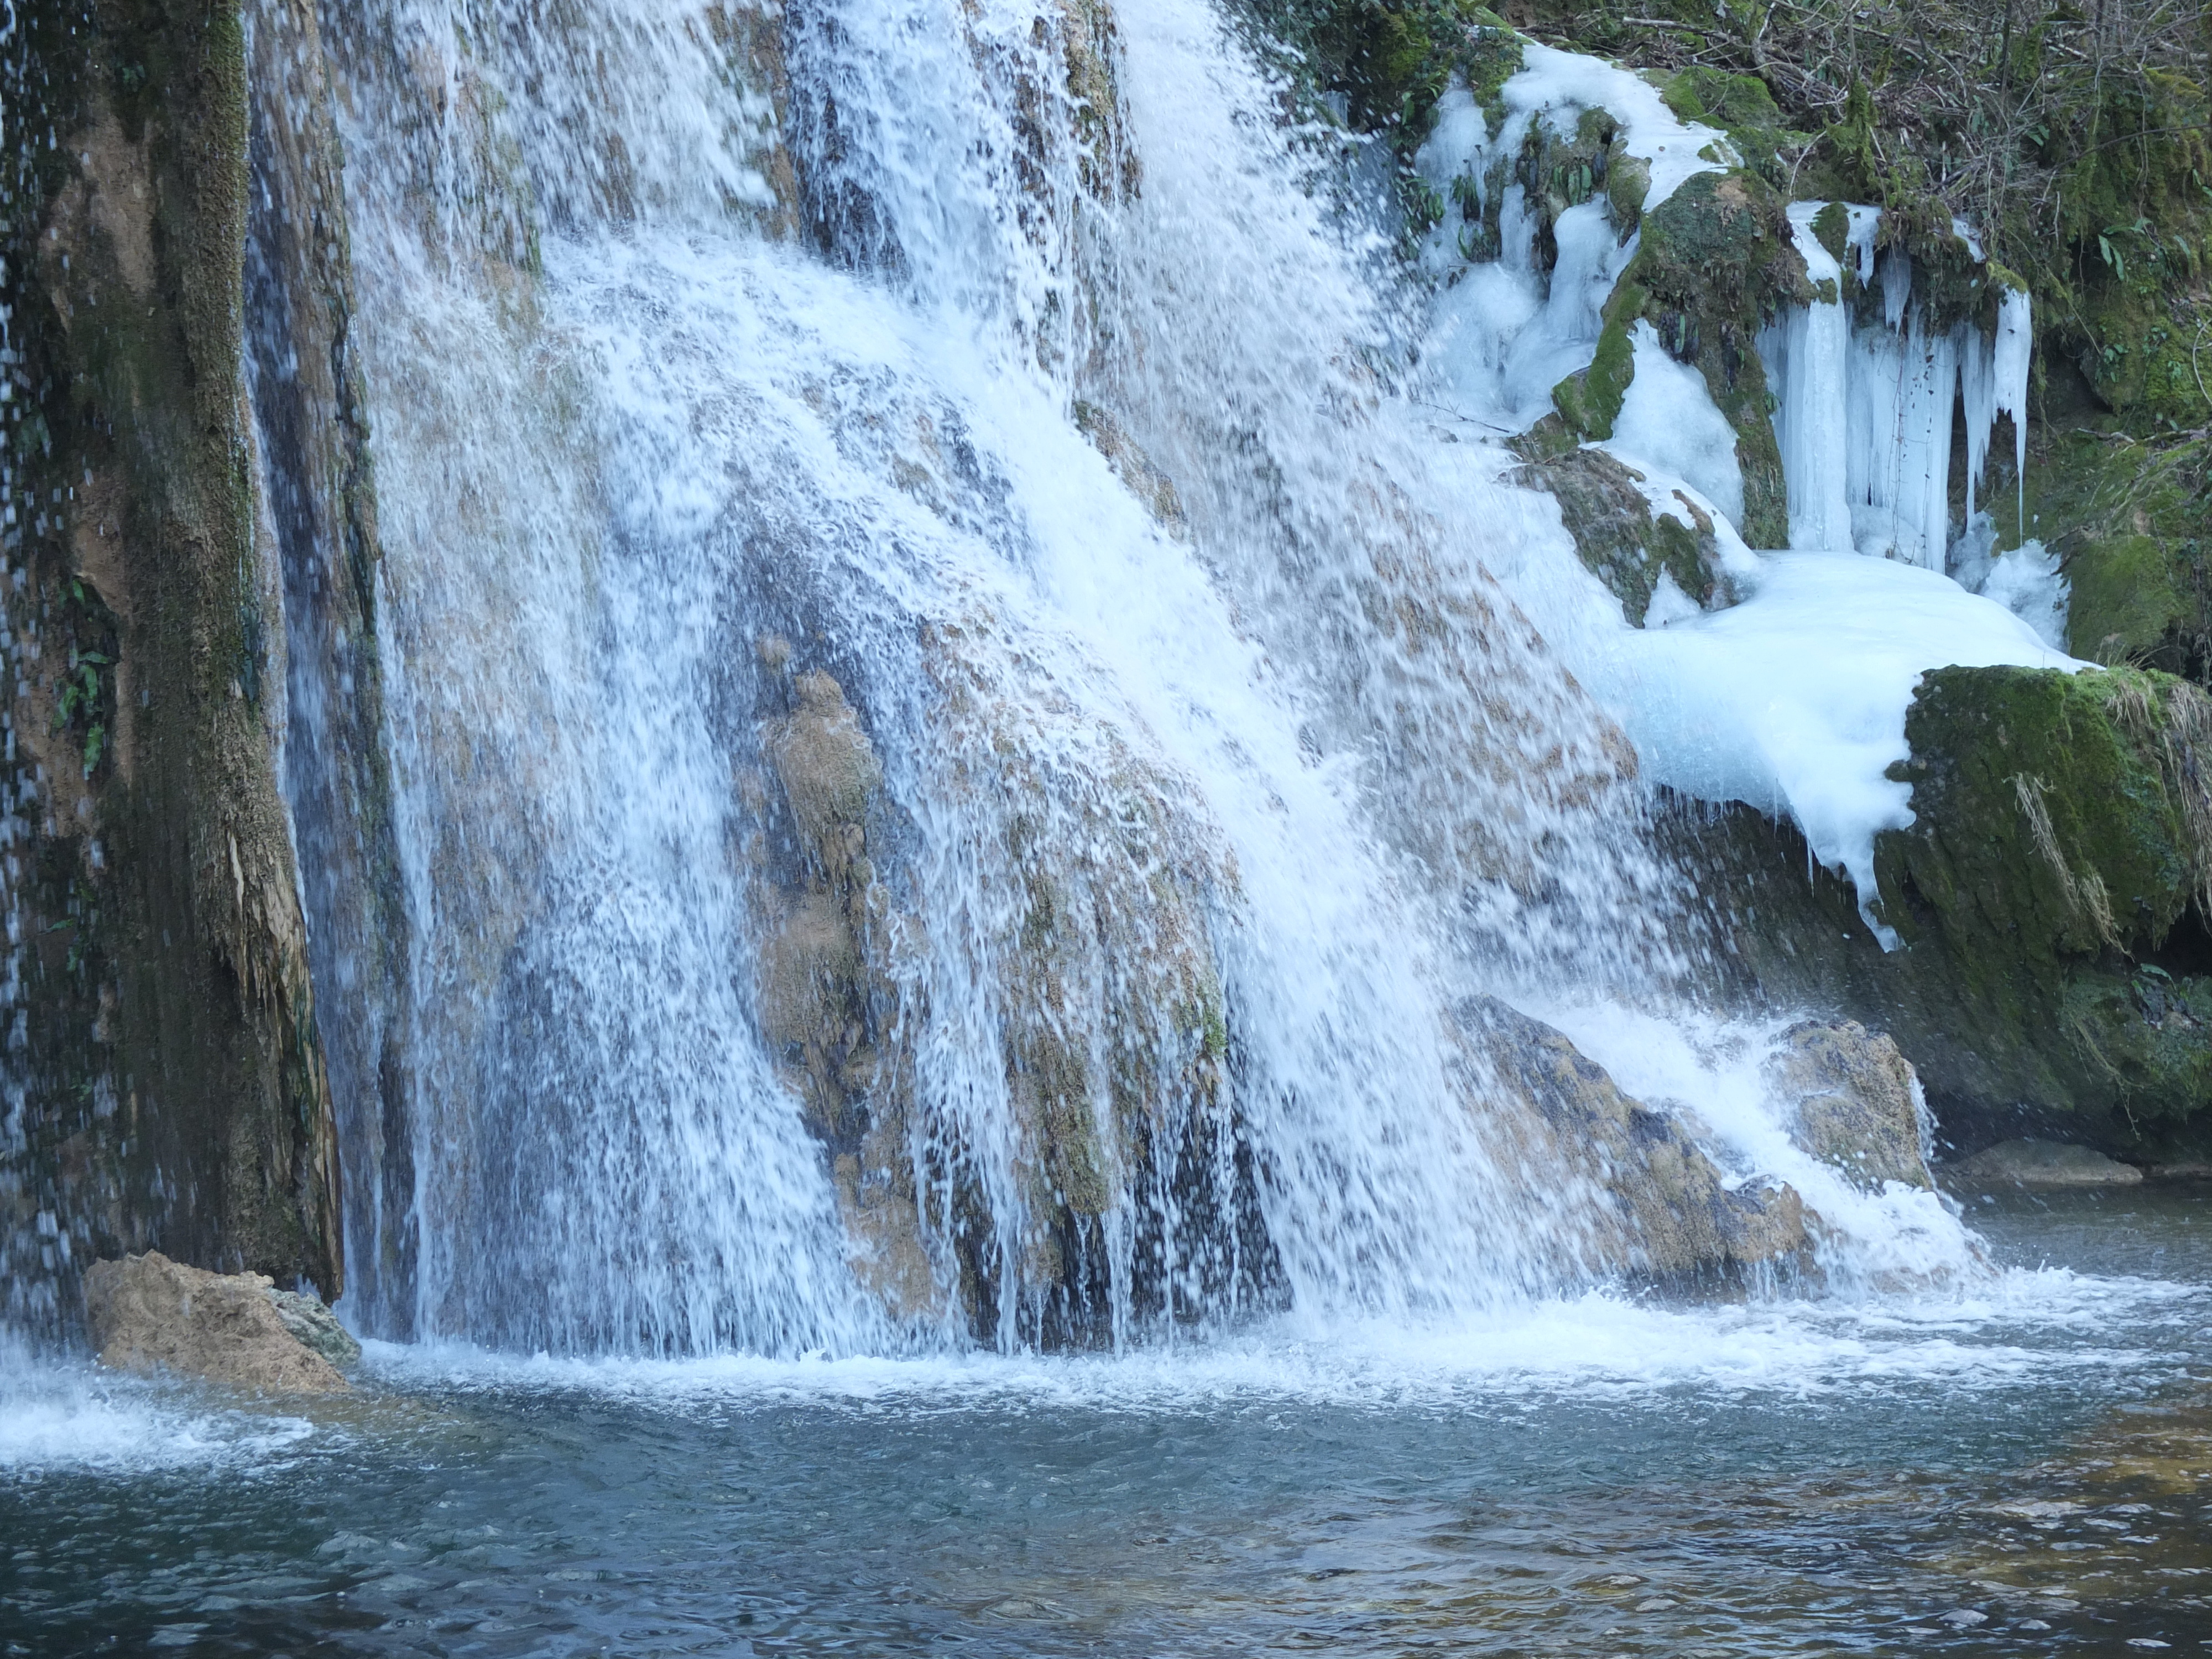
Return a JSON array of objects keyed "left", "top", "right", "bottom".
[{"left": 5, "top": 1186, "right": 2209, "bottom": 1656}]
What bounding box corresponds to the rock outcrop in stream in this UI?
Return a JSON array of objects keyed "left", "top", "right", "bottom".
[
  {"left": 84, "top": 1251, "right": 352, "bottom": 1392},
  {"left": 1459, "top": 998, "right": 1808, "bottom": 1283}
]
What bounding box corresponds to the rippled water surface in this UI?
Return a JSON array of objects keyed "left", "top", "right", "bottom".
[{"left": 5, "top": 1186, "right": 2210, "bottom": 1657}]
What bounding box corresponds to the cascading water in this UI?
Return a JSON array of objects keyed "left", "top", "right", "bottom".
[
  {"left": 13, "top": 11, "right": 2212, "bottom": 1652},
  {"left": 241, "top": 0, "right": 2016, "bottom": 1361}
]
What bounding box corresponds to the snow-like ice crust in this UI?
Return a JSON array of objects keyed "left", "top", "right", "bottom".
[
  {"left": 1603, "top": 320, "right": 1745, "bottom": 529},
  {"left": 1579, "top": 552, "right": 2085, "bottom": 942},
  {"left": 1414, "top": 44, "right": 1732, "bottom": 435}
]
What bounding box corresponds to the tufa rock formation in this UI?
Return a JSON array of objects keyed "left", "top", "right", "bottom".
[
  {"left": 3, "top": 0, "right": 351, "bottom": 1331},
  {"left": 83, "top": 1251, "right": 352, "bottom": 1393}
]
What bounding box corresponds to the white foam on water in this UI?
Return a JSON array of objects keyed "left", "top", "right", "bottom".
[
  {"left": 0, "top": 1344, "right": 317, "bottom": 1476},
  {"left": 359, "top": 1262, "right": 2194, "bottom": 1416}
]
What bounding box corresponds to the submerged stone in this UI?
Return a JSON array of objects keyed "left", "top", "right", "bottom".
[
  {"left": 1947, "top": 1140, "right": 2144, "bottom": 1188},
  {"left": 83, "top": 1253, "right": 351, "bottom": 1394}
]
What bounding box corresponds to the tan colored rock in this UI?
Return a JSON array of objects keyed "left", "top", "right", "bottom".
[
  {"left": 1458, "top": 997, "right": 1806, "bottom": 1281},
  {"left": 1764, "top": 1020, "right": 1935, "bottom": 1191},
  {"left": 82, "top": 1253, "right": 349, "bottom": 1394},
  {"left": 1948, "top": 1139, "right": 2144, "bottom": 1189}
]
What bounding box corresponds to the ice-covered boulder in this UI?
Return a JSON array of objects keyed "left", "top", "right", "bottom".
[
  {"left": 83, "top": 1253, "right": 351, "bottom": 1394},
  {"left": 1947, "top": 1139, "right": 2143, "bottom": 1188}
]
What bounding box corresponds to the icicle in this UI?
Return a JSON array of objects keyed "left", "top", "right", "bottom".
[
  {"left": 1993, "top": 285, "right": 2033, "bottom": 533},
  {"left": 1764, "top": 204, "right": 1853, "bottom": 551},
  {"left": 1879, "top": 247, "right": 1913, "bottom": 332},
  {"left": 1846, "top": 206, "right": 1880, "bottom": 288},
  {"left": 1843, "top": 286, "right": 1957, "bottom": 570},
  {"left": 1959, "top": 320, "right": 1995, "bottom": 525}
]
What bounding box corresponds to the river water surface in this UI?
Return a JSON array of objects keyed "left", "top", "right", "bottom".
[{"left": 4, "top": 1186, "right": 2210, "bottom": 1656}]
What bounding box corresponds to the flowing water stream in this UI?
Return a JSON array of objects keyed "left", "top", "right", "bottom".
[{"left": 4, "top": 1188, "right": 2211, "bottom": 1653}]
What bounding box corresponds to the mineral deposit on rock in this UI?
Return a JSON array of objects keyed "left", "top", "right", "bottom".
[{"left": 82, "top": 1252, "right": 351, "bottom": 1393}]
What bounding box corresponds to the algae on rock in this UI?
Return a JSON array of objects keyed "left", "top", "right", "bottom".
[{"left": 3, "top": 0, "right": 348, "bottom": 1329}]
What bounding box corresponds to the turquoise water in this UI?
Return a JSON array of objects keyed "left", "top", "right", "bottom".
[{"left": 4, "top": 1186, "right": 2209, "bottom": 1657}]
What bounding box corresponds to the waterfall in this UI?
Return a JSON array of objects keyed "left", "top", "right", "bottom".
[{"left": 263, "top": 0, "right": 1725, "bottom": 1357}]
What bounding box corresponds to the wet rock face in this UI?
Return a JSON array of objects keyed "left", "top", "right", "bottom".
[
  {"left": 1947, "top": 1140, "right": 2145, "bottom": 1189},
  {"left": 1511, "top": 445, "right": 1736, "bottom": 628},
  {"left": 743, "top": 648, "right": 1264, "bottom": 1345},
  {"left": 1764, "top": 1021, "right": 1934, "bottom": 1192},
  {"left": 3, "top": 0, "right": 347, "bottom": 1332},
  {"left": 1457, "top": 998, "right": 1806, "bottom": 1284},
  {"left": 83, "top": 1253, "right": 351, "bottom": 1394},
  {"left": 1677, "top": 662, "right": 2212, "bottom": 1164}
]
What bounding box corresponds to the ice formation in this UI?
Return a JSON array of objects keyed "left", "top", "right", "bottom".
[
  {"left": 1415, "top": 45, "right": 1732, "bottom": 434},
  {"left": 1762, "top": 204, "right": 1856, "bottom": 554},
  {"left": 1603, "top": 320, "right": 1745, "bottom": 529},
  {"left": 1760, "top": 207, "right": 2037, "bottom": 571},
  {"left": 1571, "top": 554, "right": 2084, "bottom": 941},
  {"left": 1410, "top": 37, "right": 2077, "bottom": 933}
]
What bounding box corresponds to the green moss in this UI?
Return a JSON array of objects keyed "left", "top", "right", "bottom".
[
  {"left": 1660, "top": 66, "right": 1805, "bottom": 188},
  {"left": 1299, "top": 0, "right": 1512, "bottom": 145},
  {"left": 1550, "top": 265, "right": 1644, "bottom": 440},
  {"left": 1882, "top": 666, "right": 2201, "bottom": 962},
  {"left": 2026, "top": 429, "right": 2210, "bottom": 676},
  {"left": 1511, "top": 444, "right": 1734, "bottom": 625},
  {"left": 2071, "top": 534, "right": 2188, "bottom": 665},
  {"left": 1629, "top": 170, "right": 1803, "bottom": 548},
  {"left": 1678, "top": 661, "right": 2212, "bottom": 1155}
]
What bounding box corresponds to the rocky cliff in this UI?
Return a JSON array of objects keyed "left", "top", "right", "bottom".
[{"left": 1, "top": 0, "right": 365, "bottom": 1329}]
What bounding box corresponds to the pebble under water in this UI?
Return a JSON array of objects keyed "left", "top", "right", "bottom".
[{"left": 4, "top": 1187, "right": 2211, "bottom": 1657}]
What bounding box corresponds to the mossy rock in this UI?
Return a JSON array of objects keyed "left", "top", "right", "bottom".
[
  {"left": 1553, "top": 169, "right": 1803, "bottom": 547},
  {"left": 1878, "top": 666, "right": 2206, "bottom": 963},
  {"left": 1659, "top": 66, "right": 1809, "bottom": 190},
  {"left": 1509, "top": 444, "right": 1733, "bottom": 625},
  {"left": 2025, "top": 429, "right": 2210, "bottom": 677},
  {"left": 1674, "top": 662, "right": 2212, "bottom": 1159},
  {"left": 2074, "top": 278, "right": 2212, "bottom": 429},
  {"left": 1302, "top": 0, "right": 1515, "bottom": 144}
]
